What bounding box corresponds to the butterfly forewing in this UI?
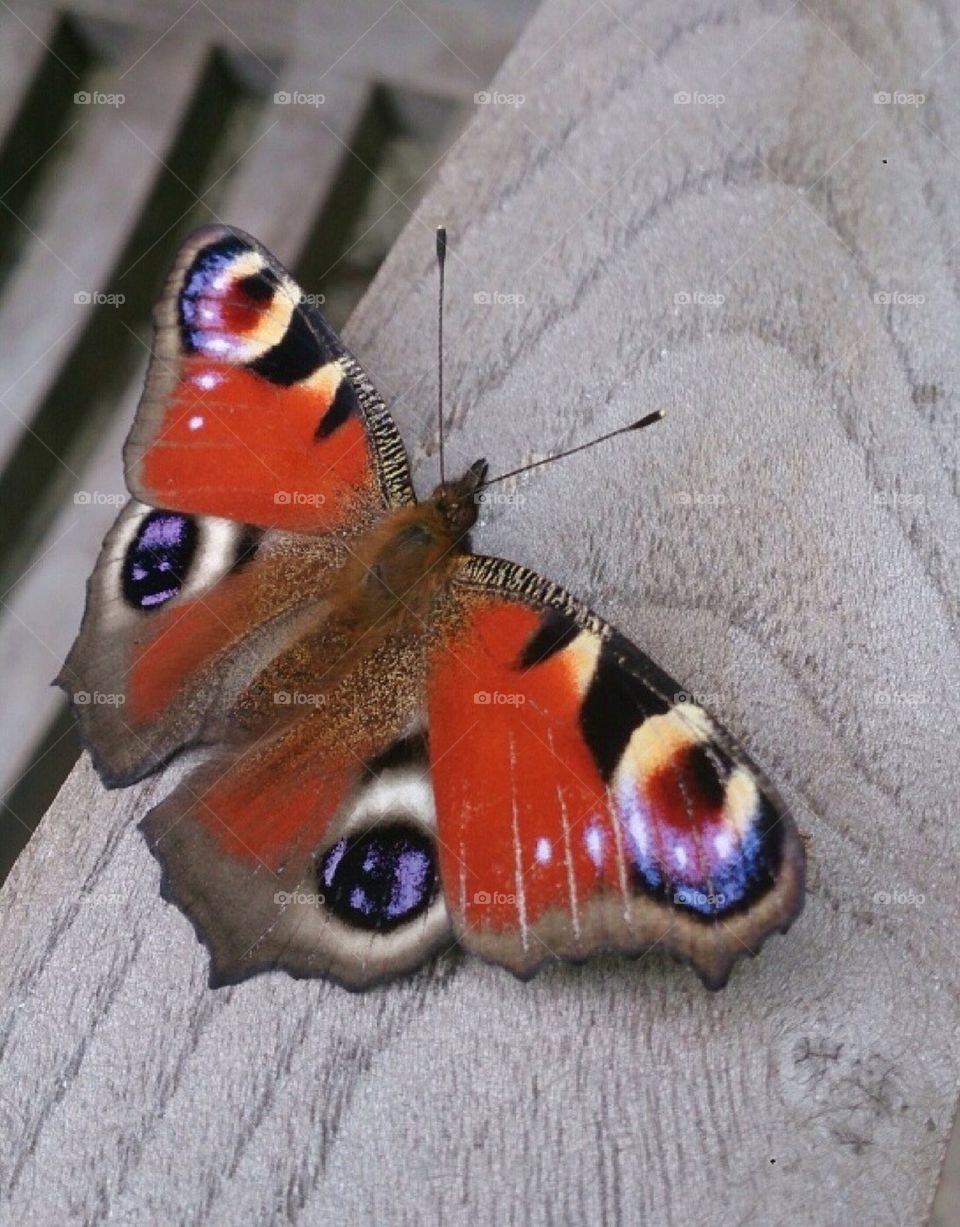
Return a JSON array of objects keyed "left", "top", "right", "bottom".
[{"left": 126, "top": 225, "right": 414, "bottom": 527}]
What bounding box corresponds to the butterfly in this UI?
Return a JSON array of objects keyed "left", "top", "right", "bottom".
[{"left": 59, "top": 225, "right": 805, "bottom": 990}]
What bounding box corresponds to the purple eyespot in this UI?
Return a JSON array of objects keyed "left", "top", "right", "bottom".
[
  {"left": 317, "top": 825, "right": 438, "bottom": 932},
  {"left": 122, "top": 511, "right": 198, "bottom": 611}
]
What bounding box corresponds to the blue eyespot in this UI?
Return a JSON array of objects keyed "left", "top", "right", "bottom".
[
  {"left": 122, "top": 511, "right": 198, "bottom": 610},
  {"left": 317, "top": 825, "right": 438, "bottom": 932}
]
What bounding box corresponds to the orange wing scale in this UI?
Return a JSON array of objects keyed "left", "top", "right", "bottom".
[
  {"left": 428, "top": 599, "right": 624, "bottom": 932},
  {"left": 141, "top": 360, "right": 371, "bottom": 531}
]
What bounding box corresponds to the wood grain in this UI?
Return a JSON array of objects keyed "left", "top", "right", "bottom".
[{"left": 2, "top": 0, "right": 958, "bottom": 1223}]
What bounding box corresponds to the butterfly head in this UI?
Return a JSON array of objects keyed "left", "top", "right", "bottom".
[{"left": 430, "top": 458, "right": 488, "bottom": 536}]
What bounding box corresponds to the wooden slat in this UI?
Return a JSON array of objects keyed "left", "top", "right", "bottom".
[
  {"left": 0, "top": 31, "right": 209, "bottom": 474},
  {"left": 0, "top": 403, "right": 127, "bottom": 799},
  {"left": 1, "top": 0, "right": 958, "bottom": 1224},
  {"left": 12, "top": 0, "right": 535, "bottom": 97},
  {"left": 13, "top": 0, "right": 297, "bottom": 62},
  {"left": 221, "top": 69, "right": 371, "bottom": 264}
]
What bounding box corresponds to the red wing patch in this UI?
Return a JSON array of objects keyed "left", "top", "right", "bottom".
[
  {"left": 426, "top": 556, "right": 805, "bottom": 989},
  {"left": 140, "top": 359, "right": 372, "bottom": 531},
  {"left": 427, "top": 599, "right": 624, "bottom": 934},
  {"left": 182, "top": 718, "right": 355, "bottom": 866},
  {"left": 125, "top": 226, "right": 414, "bottom": 531}
]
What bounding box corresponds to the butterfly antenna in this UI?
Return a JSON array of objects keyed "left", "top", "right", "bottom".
[
  {"left": 436, "top": 225, "right": 447, "bottom": 485},
  {"left": 479, "top": 410, "right": 665, "bottom": 489}
]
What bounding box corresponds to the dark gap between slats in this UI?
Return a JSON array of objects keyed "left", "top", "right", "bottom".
[
  {"left": 295, "top": 83, "right": 466, "bottom": 328},
  {"left": 0, "top": 16, "right": 100, "bottom": 292}
]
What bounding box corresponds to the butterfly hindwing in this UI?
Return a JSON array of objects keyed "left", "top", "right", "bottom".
[
  {"left": 59, "top": 501, "right": 341, "bottom": 785},
  {"left": 425, "top": 554, "right": 805, "bottom": 989},
  {"left": 139, "top": 628, "right": 452, "bottom": 988}
]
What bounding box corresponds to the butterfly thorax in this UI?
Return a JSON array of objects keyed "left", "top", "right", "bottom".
[{"left": 326, "top": 459, "right": 486, "bottom": 634}]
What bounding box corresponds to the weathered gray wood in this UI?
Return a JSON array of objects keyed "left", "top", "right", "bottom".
[
  {"left": 2, "top": 0, "right": 959, "bottom": 1224},
  {"left": 13, "top": 0, "right": 532, "bottom": 99},
  {"left": 0, "top": 32, "right": 209, "bottom": 472}
]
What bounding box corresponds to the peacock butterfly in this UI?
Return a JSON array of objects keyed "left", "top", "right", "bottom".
[{"left": 59, "top": 225, "right": 805, "bottom": 989}]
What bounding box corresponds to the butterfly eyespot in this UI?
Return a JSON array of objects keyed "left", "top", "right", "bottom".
[
  {"left": 122, "top": 511, "right": 198, "bottom": 610},
  {"left": 316, "top": 824, "right": 438, "bottom": 932},
  {"left": 234, "top": 269, "right": 276, "bottom": 303}
]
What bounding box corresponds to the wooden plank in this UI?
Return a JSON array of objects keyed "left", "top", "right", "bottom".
[
  {"left": 0, "top": 31, "right": 208, "bottom": 473},
  {"left": 221, "top": 69, "right": 370, "bottom": 264},
  {"left": 12, "top": 0, "right": 297, "bottom": 63},
  {"left": 1, "top": 0, "right": 958, "bottom": 1224},
  {"left": 13, "top": 0, "right": 536, "bottom": 98},
  {"left": 0, "top": 401, "right": 127, "bottom": 799}
]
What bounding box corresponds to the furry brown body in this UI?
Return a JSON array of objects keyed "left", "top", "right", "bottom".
[{"left": 231, "top": 462, "right": 487, "bottom": 740}]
